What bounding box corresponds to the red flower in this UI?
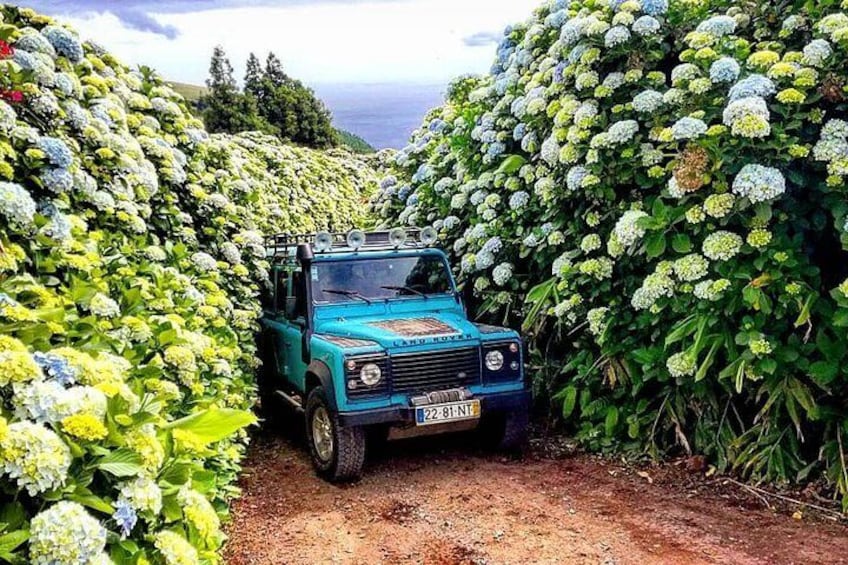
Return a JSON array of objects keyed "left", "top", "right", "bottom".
[
  {"left": 0, "top": 90, "right": 24, "bottom": 103},
  {"left": 0, "top": 40, "right": 12, "bottom": 59}
]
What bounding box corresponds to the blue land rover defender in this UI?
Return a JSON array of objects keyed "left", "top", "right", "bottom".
[{"left": 258, "top": 228, "right": 530, "bottom": 481}]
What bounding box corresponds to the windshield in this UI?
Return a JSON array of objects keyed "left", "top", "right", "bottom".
[{"left": 312, "top": 255, "right": 453, "bottom": 304}]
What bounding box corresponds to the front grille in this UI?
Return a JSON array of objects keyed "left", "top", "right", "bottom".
[{"left": 390, "top": 347, "right": 481, "bottom": 394}]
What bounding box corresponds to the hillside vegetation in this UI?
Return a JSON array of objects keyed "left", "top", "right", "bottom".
[
  {"left": 373, "top": 0, "right": 848, "bottom": 509},
  {"left": 0, "top": 5, "right": 375, "bottom": 563}
]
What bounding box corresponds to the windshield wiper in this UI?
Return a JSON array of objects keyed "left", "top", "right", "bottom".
[
  {"left": 381, "top": 285, "right": 428, "bottom": 298},
  {"left": 322, "top": 289, "right": 373, "bottom": 305}
]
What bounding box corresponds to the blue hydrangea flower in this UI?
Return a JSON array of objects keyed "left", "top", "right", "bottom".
[
  {"left": 632, "top": 15, "right": 661, "bottom": 36},
  {"left": 428, "top": 119, "right": 447, "bottom": 133},
  {"left": 482, "top": 236, "right": 503, "bottom": 254},
  {"left": 0, "top": 182, "right": 37, "bottom": 228},
  {"left": 513, "top": 123, "right": 527, "bottom": 141},
  {"left": 567, "top": 166, "right": 589, "bottom": 191},
  {"left": 803, "top": 39, "right": 832, "bottom": 67},
  {"left": 0, "top": 100, "right": 16, "bottom": 133},
  {"left": 37, "top": 137, "right": 74, "bottom": 168},
  {"left": 642, "top": 0, "right": 669, "bottom": 16},
  {"left": 43, "top": 209, "right": 72, "bottom": 241},
  {"left": 671, "top": 117, "right": 708, "bottom": 140},
  {"left": 710, "top": 57, "right": 741, "bottom": 83},
  {"left": 696, "top": 15, "right": 737, "bottom": 36},
  {"left": 553, "top": 61, "right": 568, "bottom": 84},
  {"left": 33, "top": 352, "right": 78, "bottom": 386},
  {"left": 113, "top": 500, "right": 138, "bottom": 539},
  {"left": 380, "top": 175, "right": 397, "bottom": 190},
  {"left": 486, "top": 142, "right": 506, "bottom": 160},
  {"left": 632, "top": 90, "right": 664, "bottom": 113},
  {"left": 732, "top": 164, "right": 786, "bottom": 203},
  {"left": 545, "top": 9, "right": 568, "bottom": 29},
  {"left": 15, "top": 32, "right": 55, "bottom": 57},
  {"left": 728, "top": 74, "right": 776, "bottom": 102},
  {"left": 509, "top": 191, "right": 530, "bottom": 210},
  {"left": 42, "top": 25, "right": 85, "bottom": 63},
  {"left": 607, "top": 120, "right": 639, "bottom": 144},
  {"left": 41, "top": 168, "right": 74, "bottom": 193},
  {"left": 53, "top": 72, "right": 76, "bottom": 96},
  {"left": 605, "top": 25, "right": 631, "bottom": 48}
]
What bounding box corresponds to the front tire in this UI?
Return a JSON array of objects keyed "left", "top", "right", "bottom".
[
  {"left": 479, "top": 411, "right": 529, "bottom": 452},
  {"left": 305, "top": 387, "right": 366, "bottom": 482}
]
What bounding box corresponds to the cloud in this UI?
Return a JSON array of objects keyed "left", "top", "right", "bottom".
[
  {"left": 21, "top": 0, "right": 409, "bottom": 38},
  {"left": 113, "top": 9, "right": 179, "bottom": 39},
  {"left": 462, "top": 31, "right": 503, "bottom": 47}
]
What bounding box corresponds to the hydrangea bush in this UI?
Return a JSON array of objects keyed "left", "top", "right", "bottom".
[
  {"left": 373, "top": 0, "right": 848, "bottom": 508},
  {"left": 0, "top": 6, "right": 375, "bottom": 563}
]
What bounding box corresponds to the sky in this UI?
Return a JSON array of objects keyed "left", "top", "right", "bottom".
[{"left": 21, "top": 0, "right": 541, "bottom": 86}]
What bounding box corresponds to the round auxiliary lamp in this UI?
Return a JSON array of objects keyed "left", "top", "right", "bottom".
[
  {"left": 314, "top": 232, "right": 334, "bottom": 253},
  {"left": 419, "top": 226, "right": 438, "bottom": 246},
  {"left": 346, "top": 229, "right": 366, "bottom": 250},
  {"left": 388, "top": 227, "right": 408, "bottom": 248}
]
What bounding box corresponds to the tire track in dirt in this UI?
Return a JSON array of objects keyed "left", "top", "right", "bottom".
[{"left": 224, "top": 433, "right": 848, "bottom": 565}]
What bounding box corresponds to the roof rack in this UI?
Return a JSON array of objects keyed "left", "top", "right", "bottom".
[{"left": 265, "top": 228, "right": 436, "bottom": 260}]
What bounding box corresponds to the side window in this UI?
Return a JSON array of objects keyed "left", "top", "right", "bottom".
[
  {"left": 270, "top": 267, "right": 288, "bottom": 314},
  {"left": 291, "top": 269, "right": 307, "bottom": 321}
]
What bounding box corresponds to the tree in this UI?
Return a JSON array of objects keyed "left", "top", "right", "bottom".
[
  {"left": 201, "top": 46, "right": 268, "bottom": 134},
  {"left": 244, "top": 52, "right": 263, "bottom": 101},
  {"left": 254, "top": 51, "right": 337, "bottom": 148},
  {"left": 200, "top": 47, "right": 337, "bottom": 148}
]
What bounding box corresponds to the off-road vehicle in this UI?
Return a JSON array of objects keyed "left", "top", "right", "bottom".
[{"left": 259, "top": 228, "right": 529, "bottom": 481}]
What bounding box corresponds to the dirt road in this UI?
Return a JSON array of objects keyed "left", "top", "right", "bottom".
[{"left": 224, "top": 432, "right": 848, "bottom": 565}]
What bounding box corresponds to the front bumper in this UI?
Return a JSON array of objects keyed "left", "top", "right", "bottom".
[{"left": 337, "top": 389, "right": 531, "bottom": 428}]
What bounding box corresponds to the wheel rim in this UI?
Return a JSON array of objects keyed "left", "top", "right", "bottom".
[{"left": 311, "top": 406, "right": 334, "bottom": 462}]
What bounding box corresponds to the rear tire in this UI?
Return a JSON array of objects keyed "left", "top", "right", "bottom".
[{"left": 305, "top": 387, "right": 366, "bottom": 482}]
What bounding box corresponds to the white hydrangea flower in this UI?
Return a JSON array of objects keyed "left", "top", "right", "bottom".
[
  {"left": 1, "top": 421, "right": 71, "bottom": 495},
  {"left": 29, "top": 502, "right": 107, "bottom": 565},
  {"left": 191, "top": 252, "right": 218, "bottom": 272},
  {"left": 613, "top": 210, "right": 649, "bottom": 247},
  {"left": 89, "top": 293, "right": 121, "bottom": 318},
  {"left": 702, "top": 231, "right": 743, "bottom": 261}
]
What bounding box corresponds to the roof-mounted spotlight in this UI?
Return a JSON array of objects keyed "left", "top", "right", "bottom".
[
  {"left": 314, "top": 232, "right": 334, "bottom": 253},
  {"left": 388, "top": 227, "right": 407, "bottom": 248},
  {"left": 419, "top": 226, "right": 438, "bottom": 247},
  {"left": 347, "top": 229, "right": 366, "bottom": 250}
]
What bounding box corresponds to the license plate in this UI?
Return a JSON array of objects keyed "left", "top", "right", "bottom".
[{"left": 415, "top": 400, "right": 480, "bottom": 426}]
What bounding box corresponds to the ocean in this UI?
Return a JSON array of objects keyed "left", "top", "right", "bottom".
[{"left": 314, "top": 82, "right": 447, "bottom": 151}]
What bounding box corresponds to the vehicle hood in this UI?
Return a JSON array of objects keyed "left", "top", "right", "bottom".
[{"left": 315, "top": 312, "right": 482, "bottom": 350}]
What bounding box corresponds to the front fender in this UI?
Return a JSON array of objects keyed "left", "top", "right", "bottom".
[{"left": 307, "top": 359, "right": 338, "bottom": 411}]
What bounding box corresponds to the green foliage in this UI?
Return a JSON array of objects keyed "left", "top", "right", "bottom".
[
  {"left": 200, "top": 46, "right": 271, "bottom": 135},
  {"left": 373, "top": 0, "right": 848, "bottom": 510},
  {"left": 336, "top": 129, "right": 376, "bottom": 154},
  {"left": 200, "top": 48, "right": 339, "bottom": 149},
  {"left": 0, "top": 6, "right": 376, "bottom": 563},
  {"left": 245, "top": 52, "right": 338, "bottom": 149}
]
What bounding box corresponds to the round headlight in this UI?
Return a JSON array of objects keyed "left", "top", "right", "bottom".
[
  {"left": 485, "top": 350, "right": 504, "bottom": 371},
  {"left": 359, "top": 363, "right": 382, "bottom": 386}
]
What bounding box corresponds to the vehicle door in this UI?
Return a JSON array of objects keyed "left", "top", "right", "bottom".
[{"left": 269, "top": 263, "right": 309, "bottom": 392}]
